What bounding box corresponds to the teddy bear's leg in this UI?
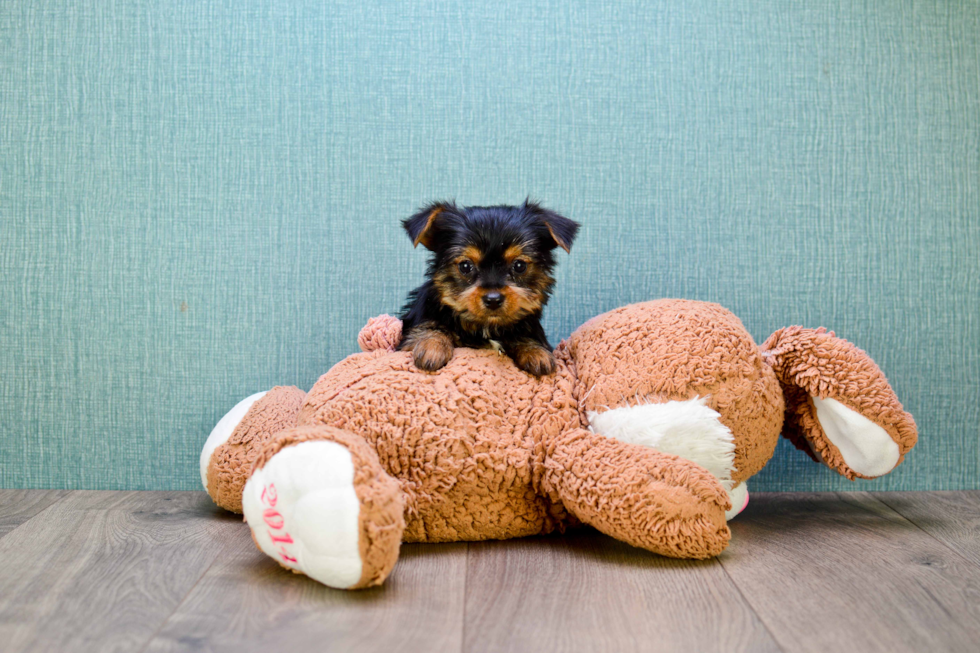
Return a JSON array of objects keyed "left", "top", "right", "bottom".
[
  {"left": 201, "top": 386, "right": 307, "bottom": 512},
  {"left": 543, "top": 428, "right": 731, "bottom": 559},
  {"left": 241, "top": 425, "right": 405, "bottom": 590},
  {"left": 762, "top": 327, "right": 918, "bottom": 480}
]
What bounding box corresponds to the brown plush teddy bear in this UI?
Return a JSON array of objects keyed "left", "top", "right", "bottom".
[{"left": 200, "top": 299, "right": 917, "bottom": 589}]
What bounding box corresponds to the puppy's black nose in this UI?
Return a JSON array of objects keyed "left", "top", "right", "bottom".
[{"left": 482, "top": 292, "right": 504, "bottom": 310}]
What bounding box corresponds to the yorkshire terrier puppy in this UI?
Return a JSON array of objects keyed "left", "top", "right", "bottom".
[{"left": 398, "top": 200, "right": 579, "bottom": 376}]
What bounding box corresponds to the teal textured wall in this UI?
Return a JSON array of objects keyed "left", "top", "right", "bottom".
[{"left": 1, "top": 1, "right": 977, "bottom": 492}]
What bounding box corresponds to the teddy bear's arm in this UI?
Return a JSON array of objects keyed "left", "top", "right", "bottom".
[
  {"left": 543, "top": 428, "right": 731, "bottom": 559},
  {"left": 761, "top": 326, "right": 918, "bottom": 480}
]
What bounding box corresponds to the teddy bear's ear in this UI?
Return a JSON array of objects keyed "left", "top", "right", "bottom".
[
  {"left": 524, "top": 200, "right": 580, "bottom": 253},
  {"left": 402, "top": 201, "right": 458, "bottom": 251}
]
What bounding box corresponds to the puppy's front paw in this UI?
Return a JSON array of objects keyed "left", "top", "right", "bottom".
[
  {"left": 513, "top": 345, "right": 556, "bottom": 377},
  {"left": 412, "top": 334, "right": 454, "bottom": 372}
]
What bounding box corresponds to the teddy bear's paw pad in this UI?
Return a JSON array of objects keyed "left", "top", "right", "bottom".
[
  {"left": 725, "top": 483, "right": 749, "bottom": 521},
  {"left": 200, "top": 391, "right": 268, "bottom": 490},
  {"left": 811, "top": 396, "right": 900, "bottom": 478},
  {"left": 242, "top": 441, "right": 364, "bottom": 589}
]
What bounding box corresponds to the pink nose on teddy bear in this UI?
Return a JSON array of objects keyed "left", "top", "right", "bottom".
[{"left": 200, "top": 299, "right": 916, "bottom": 589}]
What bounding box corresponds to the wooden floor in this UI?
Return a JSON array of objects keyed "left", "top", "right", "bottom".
[{"left": 0, "top": 491, "right": 978, "bottom": 652}]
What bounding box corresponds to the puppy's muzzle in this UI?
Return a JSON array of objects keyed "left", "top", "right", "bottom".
[{"left": 482, "top": 292, "right": 504, "bottom": 310}]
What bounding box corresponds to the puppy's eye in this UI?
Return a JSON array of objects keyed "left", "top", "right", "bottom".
[
  {"left": 511, "top": 259, "right": 528, "bottom": 275},
  {"left": 458, "top": 260, "right": 474, "bottom": 276}
]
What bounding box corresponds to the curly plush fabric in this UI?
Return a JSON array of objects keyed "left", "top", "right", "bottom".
[
  {"left": 761, "top": 326, "right": 918, "bottom": 479},
  {"left": 542, "top": 428, "right": 731, "bottom": 558},
  {"left": 357, "top": 314, "right": 402, "bottom": 352},
  {"left": 287, "top": 300, "right": 770, "bottom": 553},
  {"left": 207, "top": 385, "right": 306, "bottom": 512},
  {"left": 300, "top": 347, "right": 577, "bottom": 542},
  {"left": 563, "top": 300, "right": 784, "bottom": 484},
  {"left": 201, "top": 298, "right": 918, "bottom": 588}
]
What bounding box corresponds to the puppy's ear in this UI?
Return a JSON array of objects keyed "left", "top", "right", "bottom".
[
  {"left": 403, "top": 201, "right": 456, "bottom": 250},
  {"left": 525, "top": 201, "right": 579, "bottom": 253}
]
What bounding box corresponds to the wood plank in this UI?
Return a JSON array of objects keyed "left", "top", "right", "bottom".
[
  {"left": 143, "top": 536, "right": 467, "bottom": 653},
  {"left": 0, "top": 491, "right": 243, "bottom": 653},
  {"left": 4, "top": 489, "right": 978, "bottom": 653},
  {"left": 719, "top": 492, "right": 980, "bottom": 653},
  {"left": 873, "top": 491, "right": 980, "bottom": 569},
  {"left": 463, "top": 529, "right": 781, "bottom": 653},
  {"left": 0, "top": 490, "right": 68, "bottom": 539}
]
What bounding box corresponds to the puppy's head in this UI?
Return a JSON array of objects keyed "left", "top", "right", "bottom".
[{"left": 403, "top": 200, "right": 579, "bottom": 330}]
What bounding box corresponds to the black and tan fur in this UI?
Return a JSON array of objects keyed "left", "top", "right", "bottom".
[{"left": 398, "top": 200, "right": 579, "bottom": 376}]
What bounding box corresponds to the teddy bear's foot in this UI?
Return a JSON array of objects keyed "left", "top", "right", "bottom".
[
  {"left": 201, "top": 386, "right": 306, "bottom": 512},
  {"left": 762, "top": 327, "right": 917, "bottom": 480},
  {"left": 242, "top": 426, "right": 405, "bottom": 589}
]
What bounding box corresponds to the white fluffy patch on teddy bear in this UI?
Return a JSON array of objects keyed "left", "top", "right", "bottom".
[
  {"left": 587, "top": 396, "right": 736, "bottom": 492},
  {"left": 243, "top": 441, "right": 363, "bottom": 589}
]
